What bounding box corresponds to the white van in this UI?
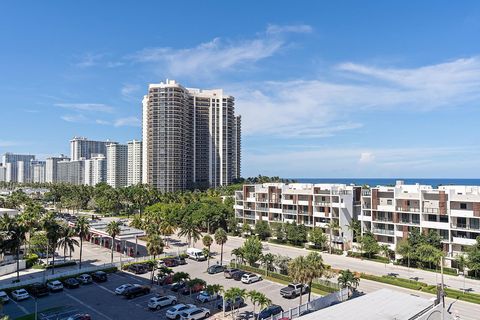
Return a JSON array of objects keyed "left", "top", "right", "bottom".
[{"left": 186, "top": 248, "right": 206, "bottom": 261}]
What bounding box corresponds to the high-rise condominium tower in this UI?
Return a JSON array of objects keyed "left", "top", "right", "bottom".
[
  {"left": 45, "top": 155, "right": 70, "bottom": 183},
  {"left": 70, "top": 137, "right": 111, "bottom": 161},
  {"left": 142, "top": 79, "right": 241, "bottom": 192},
  {"left": 127, "top": 140, "right": 142, "bottom": 186},
  {"left": 1, "top": 153, "right": 35, "bottom": 183},
  {"left": 85, "top": 154, "right": 107, "bottom": 186},
  {"left": 106, "top": 142, "right": 128, "bottom": 188}
]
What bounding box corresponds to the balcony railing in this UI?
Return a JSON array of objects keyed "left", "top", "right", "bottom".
[
  {"left": 374, "top": 217, "right": 394, "bottom": 223},
  {"left": 372, "top": 228, "right": 395, "bottom": 236},
  {"left": 396, "top": 207, "right": 420, "bottom": 212}
]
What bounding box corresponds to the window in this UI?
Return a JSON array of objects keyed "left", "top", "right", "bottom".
[
  {"left": 387, "top": 199, "right": 392, "bottom": 205},
  {"left": 460, "top": 203, "right": 467, "bottom": 210}
]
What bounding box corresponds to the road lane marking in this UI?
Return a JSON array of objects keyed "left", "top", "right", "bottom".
[
  {"left": 10, "top": 298, "right": 29, "bottom": 315},
  {"left": 64, "top": 292, "right": 113, "bottom": 320},
  {"left": 94, "top": 283, "right": 116, "bottom": 294}
]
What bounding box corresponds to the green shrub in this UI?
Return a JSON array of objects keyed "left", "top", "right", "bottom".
[
  {"left": 45, "top": 261, "right": 76, "bottom": 269},
  {"left": 25, "top": 253, "right": 39, "bottom": 268}
]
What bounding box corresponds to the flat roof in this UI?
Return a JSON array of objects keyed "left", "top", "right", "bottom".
[{"left": 300, "top": 289, "right": 435, "bottom": 320}]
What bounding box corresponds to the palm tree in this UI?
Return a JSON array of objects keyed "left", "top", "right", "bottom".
[
  {"left": 380, "top": 244, "right": 391, "bottom": 266},
  {"left": 260, "top": 253, "right": 275, "bottom": 276},
  {"left": 172, "top": 271, "right": 190, "bottom": 283},
  {"left": 106, "top": 221, "right": 121, "bottom": 264},
  {"left": 57, "top": 225, "right": 79, "bottom": 262},
  {"left": 42, "top": 212, "right": 61, "bottom": 275},
  {"left": 178, "top": 218, "right": 201, "bottom": 247},
  {"left": 247, "top": 290, "right": 261, "bottom": 317},
  {"left": 205, "top": 284, "right": 223, "bottom": 308},
  {"left": 0, "top": 214, "right": 26, "bottom": 281},
  {"left": 326, "top": 220, "right": 340, "bottom": 254},
  {"left": 288, "top": 256, "right": 310, "bottom": 307},
  {"left": 18, "top": 203, "right": 43, "bottom": 254},
  {"left": 455, "top": 254, "right": 467, "bottom": 293},
  {"left": 202, "top": 234, "right": 213, "bottom": 268},
  {"left": 305, "top": 252, "right": 326, "bottom": 302},
  {"left": 224, "top": 287, "right": 246, "bottom": 319},
  {"left": 75, "top": 216, "right": 90, "bottom": 269},
  {"left": 397, "top": 239, "right": 414, "bottom": 268},
  {"left": 215, "top": 228, "right": 228, "bottom": 265},
  {"left": 146, "top": 232, "right": 164, "bottom": 259},
  {"left": 337, "top": 269, "right": 360, "bottom": 298},
  {"left": 256, "top": 293, "right": 272, "bottom": 320},
  {"left": 231, "top": 248, "right": 244, "bottom": 267},
  {"left": 159, "top": 219, "right": 177, "bottom": 247}
]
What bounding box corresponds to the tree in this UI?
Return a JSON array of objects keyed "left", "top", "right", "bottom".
[
  {"left": 254, "top": 221, "right": 271, "bottom": 241},
  {"left": 75, "top": 216, "right": 90, "bottom": 269},
  {"left": 309, "top": 227, "right": 327, "bottom": 250},
  {"left": 397, "top": 239, "right": 414, "bottom": 268},
  {"left": 455, "top": 254, "right": 468, "bottom": 293},
  {"left": 178, "top": 218, "right": 202, "bottom": 247},
  {"left": 242, "top": 236, "right": 263, "bottom": 266},
  {"left": 215, "top": 228, "right": 228, "bottom": 265},
  {"left": 288, "top": 255, "right": 309, "bottom": 306},
  {"left": 231, "top": 247, "right": 244, "bottom": 267},
  {"left": 337, "top": 269, "right": 360, "bottom": 298},
  {"left": 273, "top": 254, "right": 291, "bottom": 275},
  {"left": 379, "top": 244, "right": 391, "bottom": 265},
  {"left": 42, "top": 212, "right": 61, "bottom": 275},
  {"left": 305, "top": 252, "right": 326, "bottom": 302},
  {"left": 256, "top": 293, "right": 272, "bottom": 320},
  {"left": 106, "top": 220, "right": 121, "bottom": 264},
  {"left": 260, "top": 253, "right": 275, "bottom": 276},
  {"left": 0, "top": 214, "right": 26, "bottom": 281},
  {"left": 57, "top": 225, "right": 79, "bottom": 262},
  {"left": 361, "top": 232, "right": 379, "bottom": 258},
  {"left": 271, "top": 222, "right": 285, "bottom": 242},
  {"left": 347, "top": 219, "right": 361, "bottom": 243},
  {"left": 202, "top": 234, "right": 213, "bottom": 268},
  {"left": 466, "top": 237, "right": 480, "bottom": 278},
  {"left": 18, "top": 203, "right": 43, "bottom": 254},
  {"left": 242, "top": 223, "right": 252, "bottom": 236},
  {"left": 325, "top": 220, "right": 340, "bottom": 254},
  {"left": 248, "top": 290, "right": 271, "bottom": 319},
  {"left": 172, "top": 271, "right": 190, "bottom": 283},
  {"left": 285, "top": 222, "right": 308, "bottom": 246},
  {"left": 416, "top": 243, "right": 443, "bottom": 269},
  {"left": 146, "top": 232, "right": 164, "bottom": 259},
  {"left": 224, "top": 287, "right": 246, "bottom": 319}
]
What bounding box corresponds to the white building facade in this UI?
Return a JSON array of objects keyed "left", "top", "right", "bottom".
[
  {"left": 70, "top": 137, "right": 111, "bottom": 161},
  {"left": 85, "top": 154, "right": 107, "bottom": 186},
  {"left": 1, "top": 153, "right": 35, "bottom": 183},
  {"left": 127, "top": 140, "right": 142, "bottom": 186},
  {"left": 45, "top": 155, "right": 70, "bottom": 183},
  {"left": 106, "top": 143, "right": 128, "bottom": 188}
]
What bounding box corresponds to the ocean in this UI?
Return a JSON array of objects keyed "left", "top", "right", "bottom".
[{"left": 293, "top": 178, "right": 480, "bottom": 188}]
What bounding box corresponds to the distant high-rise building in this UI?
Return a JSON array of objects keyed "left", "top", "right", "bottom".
[
  {"left": 1, "top": 153, "right": 35, "bottom": 183},
  {"left": 127, "top": 140, "right": 142, "bottom": 186},
  {"left": 45, "top": 155, "right": 70, "bottom": 183},
  {"left": 31, "top": 160, "right": 46, "bottom": 183},
  {"left": 70, "top": 137, "right": 112, "bottom": 161},
  {"left": 85, "top": 154, "right": 107, "bottom": 186},
  {"left": 0, "top": 165, "right": 6, "bottom": 182},
  {"left": 142, "top": 79, "right": 241, "bottom": 192},
  {"left": 57, "top": 159, "right": 85, "bottom": 185},
  {"left": 106, "top": 143, "right": 128, "bottom": 188},
  {"left": 233, "top": 115, "right": 242, "bottom": 181}
]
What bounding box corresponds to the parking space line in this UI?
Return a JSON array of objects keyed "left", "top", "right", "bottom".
[
  {"left": 64, "top": 292, "right": 114, "bottom": 320},
  {"left": 10, "top": 298, "right": 29, "bottom": 315},
  {"left": 94, "top": 283, "right": 116, "bottom": 294}
]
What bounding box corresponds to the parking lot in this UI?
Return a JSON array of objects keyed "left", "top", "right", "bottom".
[{"left": 3, "top": 257, "right": 316, "bottom": 320}]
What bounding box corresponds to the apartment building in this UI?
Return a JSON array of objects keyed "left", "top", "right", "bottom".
[
  {"left": 142, "top": 79, "right": 241, "bottom": 192},
  {"left": 85, "top": 154, "right": 107, "bottom": 186},
  {"left": 57, "top": 159, "right": 85, "bottom": 185},
  {"left": 234, "top": 183, "right": 361, "bottom": 248},
  {"left": 1, "top": 153, "right": 35, "bottom": 183},
  {"left": 106, "top": 142, "right": 128, "bottom": 188},
  {"left": 31, "top": 160, "right": 46, "bottom": 183},
  {"left": 70, "top": 137, "right": 112, "bottom": 161},
  {"left": 359, "top": 181, "right": 480, "bottom": 259},
  {"left": 233, "top": 115, "right": 242, "bottom": 181},
  {"left": 45, "top": 155, "right": 70, "bottom": 183},
  {"left": 127, "top": 140, "right": 142, "bottom": 186}
]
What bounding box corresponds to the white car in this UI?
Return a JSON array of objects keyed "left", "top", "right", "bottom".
[
  {"left": 196, "top": 291, "right": 218, "bottom": 303},
  {"left": 11, "top": 289, "right": 29, "bottom": 301},
  {"left": 180, "top": 307, "right": 210, "bottom": 320},
  {"left": 0, "top": 291, "right": 10, "bottom": 303},
  {"left": 148, "top": 295, "right": 177, "bottom": 310},
  {"left": 115, "top": 284, "right": 134, "bottom": 295},
  {"left": 76, "top": 274, "right": 92, "bottom": 284},
  {"left": 166, "top": 304, "right": 196, "bottom": 320},
  {"left": 241, "top": 272, "right": 262, "bottom": 284},
  {"left": 47, "top": 280, "right": 64, "bottom": 292}
]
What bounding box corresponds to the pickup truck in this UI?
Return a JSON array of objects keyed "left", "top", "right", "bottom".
[{"left": 280, "top": 283, "right": 309, "bottom": 299}]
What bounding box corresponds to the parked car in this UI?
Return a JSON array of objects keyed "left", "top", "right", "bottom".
[
  {"left": 166, "top": 304, "right": 196, "bottom": 320},
  {"left": 216, "top": 296, "right": 245, "bottom": 311},
  {"left": 224, "top": 268, "right": 239, "bottom": 278},
  {"left": 63, "top": 278, "right": 80, "bottom": 289},
  {"left": 66, "top": 314, "right": 91, "bottom": 320},
  {"left": 241, "top": 272, "right": 262, "bottom": 284},
  {"left": 180, "top": 307, "right": 210, "bottom": 320},
  {"left": 171, "top": 281, "right": 186, "bottom": 292},
  {"left": 148, "top": 295, "right": 178, "bottom": 310},
  {"left": 92, "top": 271, "right": 108, "bottom": 282},
  {"left": 163, "top": 258, "right": 179, "bottom": 268},
  {"left": 124, "top": 285, "right": 150, "bottom": 299},
  {"left": 76, "top": 274, "right": 93, "bottom": 284},
  {"left": 0, "top": 291, "right": 10, "bottom": 303},
  {"left": 207, "top": 264, "right": 225, "bottom": 274},
  {"left": 29, "top": 283, "right": 49, "bottom": 297},
  {"left": 186, "top": 248, "right": 206, "bottom": 261},
  {"left": 232, "top": 270, "right": 247, "bottom": 281},
  {"left": 196, "top": 291, "right": 219, "bottom": 303},
  {"left": 154, "top": 273, "right": 174, "bottom": 286},
  {"left": 128, "top": 264, "right": 148, "bottom": 274},
  {"left": 47, "top": 280, "right": 64, "bottom": 292},
  {"left": 280, "top": 283, "right": 309, "bottom": 299},
  {"left": 180, "top": 283, "right": 204, "bottom": 295},
  {"left": 174, "top": 256, "right": 187, "bottom": 265},
  {"left": 11, "top": 289, "right": 29, "bottom": 301},
  {"left": 115, "top": 284, "right": 134, "bottom": 295},
  {"left": 258, "top": 305, "right": 284, "bottom": 320}
]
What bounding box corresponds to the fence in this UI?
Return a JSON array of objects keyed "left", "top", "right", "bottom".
[
  {"left": 269, "top": 288, "right": 349, "bottom": 320},
  {"left": 0, "top": 260, "right": 26, "bottom": 276}
]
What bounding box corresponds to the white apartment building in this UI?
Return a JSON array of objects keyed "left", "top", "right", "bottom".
[
  {"left": 57, "top": 159, "right": 85, "bottom": 185},
  {"left": 106, "top": 143, "right": 128, "bottom": 188},
  {"left": 84, "top": 154, "right": 107, "bottom": 186},
  {"left": 127, "top": 140, "right": 142, "bottom": 186},
  {"left": 31, "top": 160, "right": 46, "bottom": 183},
  {"left": 360, "top": 181, "right": 480, "bottom": 259},
  {"left": 0, "top": 166, "right": 6, "bottom": 182},
  {"left": 70, "top": 137, "right": 112, "bottom": 161},
  {"left": 45, "top": 155, "right": 70, "bottom": 183},
  {"left": 234, "top": 183, "right": 361, "bottom": 248},
  {"left": 2, "top": 153, "right": 35, "bottom": 183}
]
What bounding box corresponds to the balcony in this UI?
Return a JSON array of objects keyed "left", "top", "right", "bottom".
[
  {"left": 362, "top": 190, "right": 371, "bottom": 197},
  {"left": 423, "top": 207, "right": 440, "bottom": 214},
  {"left": 374, "top": 217, "right": 394, "bottom": 223},
  {"left": 450, "top": 209, "right": 475, "bottom": 218},
  {"left": 373, "top": 228, "right": 395, "bottom": 236},
  {"left": 451, "top": 223, "right": 480, "bottom": 231},
  {"left": 358, "top": 215, "right": 372, "bottom": 222},
  {"left": 245, "top": 197, "right": 256, "bottom": 202},
  {"left": 421, "top": 221, "right": 450, "bottom": 230},
  {"left": 377, "top": 204, "right": 395, "bottom": 212},
  {"left": 314, "top": 202, "right": 330, "bottom": 207},
  {"left": 298, "top": 200, "right": 309, "bottom": 206},
  {"left": 452, "top": 237, "right": 477, "bottom": 246},
  {"left": 282, "top": 199, "right": 294, "bottom": 205},
  {"left": 396, "top": 207, "right": 420, "bottom": 213},
  {"left": 256, "top": 207, "right": 269, "bottom": 212},
  {"left": 269, "top": 207, "right": 282, "bottom": 214},
  {"left": 283, "top": 209, "right": 298, "bottom": 215}
]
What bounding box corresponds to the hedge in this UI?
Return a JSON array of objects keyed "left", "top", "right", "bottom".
[
  {"left": 121, "top": 256, "right": 178, "bottom": 270},
  {"left": 347, "top": 251, "right": 389, "bottom": 264}
]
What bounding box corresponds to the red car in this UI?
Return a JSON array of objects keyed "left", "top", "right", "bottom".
[
  {"left": 181, "top": 283, "right": 204, "bottom": 295},
  {"left": 67, "top": 314, "right": 91, "bottom": 320},
  {"left": 162, "top": 258, "right": 178, "bottom": 267}
]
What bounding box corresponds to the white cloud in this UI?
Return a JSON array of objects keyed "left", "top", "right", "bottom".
[
  {"left": 121, "top": 84, "right": 140, "bottom": 99},
  {"left": 74, "top": 53, "right": 104, "bottom": 68},
  {"left": 55, "top": 103, "right": 114, "bottom": 113},
  {"left": 60, "top": 114, "right": 87, "bottom": 123},
  {"left": 359, "top": 152, "right": 375, "bottom": 164},
  {"left": 0, "top": 140, "right": 19, "bottom": 148},
  {"left": 114, "top": 117, "right": 141, "bottom": 127},
  {"left": 129, "top": 24, "right": 311, "bottom": 77}
]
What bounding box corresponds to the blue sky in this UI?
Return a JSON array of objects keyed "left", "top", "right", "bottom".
[{"left": 1, "top": 1, "right": 480, "bottom": 178}]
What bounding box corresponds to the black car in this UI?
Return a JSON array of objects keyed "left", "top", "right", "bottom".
[
  {"left": 124, "top": 285, "right": 150, "bottom": 299},
  {"left": 29, "top": 283, "right": 49, "bottom": 297},
  {"left": 128, "top": 264, "right": 148, "bottom": 274},
  {"left": 92, "top": 271, "right": 107, "bottom": 282},
  {"left": 232, "top": 270, "right": 247, "bottom": 281},
  {"left": 170, "top": 281, "right": 186, "bottom": 292},
  {"left": 63, "top": 278, "right": 80, "bottom": 289},
  {"left": 224, "top": 268, "right": 240, "bottom": 278},
  {"left": 217, "top": 296, "right": 245, "bottom": 311},
  {"left": 258, "top": 305, "right": 284, "bottom": 320},
  {"left": 174, "top": 256, "right": 187, "bottom": 265},
  {"left": 207, "top": 265, "right": 225, "bottom": 274}
]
